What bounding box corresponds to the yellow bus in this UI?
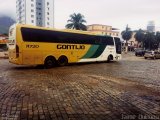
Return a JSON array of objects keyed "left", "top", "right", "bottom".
[{"left": 8, "top": 24, "right": 121, "bottom": 68}]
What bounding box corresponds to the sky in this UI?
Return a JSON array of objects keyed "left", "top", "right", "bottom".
[{"left": 0, "top": 0, "right": 160, "bottom": 31}]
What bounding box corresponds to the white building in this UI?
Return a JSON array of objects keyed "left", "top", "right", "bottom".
[
  {"left": 16, "top": 0, "right": 54, "bottom": 28},
  {"left": 147, "top": 21, "right": 155, "bottom": 32}
]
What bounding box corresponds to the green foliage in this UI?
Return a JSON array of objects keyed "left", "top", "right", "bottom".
[
  {"left": 156, "top": 32, "right": 160, "bottom": 44},
  {"left": 65, "top": 13, "right": 87, "bottom": 31},
  {"left": 144, "top": 32, "right": 157, "bottom": 50},
  {"left": 121, "top": 25, "right": 133, "bottom": 42},
  {"left": 134, "top": 29, "right": 145, "bottom": 43},
  {"left": 134, "top": 29, "right": 145, "bottom": 48},
  {"left": 134, "top": 29, "right": 160, "bottom": 50}
]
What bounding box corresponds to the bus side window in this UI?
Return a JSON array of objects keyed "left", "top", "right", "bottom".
[
  {"left": 107, "top": 37, "right": 114, "bottom": 45},
  {"left": 100, "top": 37, "right": 108, "bottom": 45},
  {"left": 94, "top": 36, "right": 100, "bottom": 44}
]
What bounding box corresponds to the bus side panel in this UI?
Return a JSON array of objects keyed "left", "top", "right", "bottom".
[
  {"left": 22, "top": 42, "right": 44, "bottom": 65},
  {"left": 78, "top": 45, "right": 116, "bottom": 62},
  {"left": 49, "top": 44, "right": 92, "bottom": 63}
]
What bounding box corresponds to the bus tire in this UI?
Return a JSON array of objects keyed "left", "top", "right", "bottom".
[
  {"left": 44, "top": 56, "right": 57, "bottom": 69},
  {"left": 107, "top": 55, "right": 113, "bottom": 63},
  {"left": 58, "top": 56, "right": 68, "bottom": 66}
]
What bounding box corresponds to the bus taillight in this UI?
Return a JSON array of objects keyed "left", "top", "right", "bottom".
[{"left": 16, "top": 45, "right": 19, "bottom": 58}]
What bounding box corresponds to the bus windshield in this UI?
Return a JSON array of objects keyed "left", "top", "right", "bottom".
[{"left": 114, "top": 37, "right": 122, "bottom": 54}]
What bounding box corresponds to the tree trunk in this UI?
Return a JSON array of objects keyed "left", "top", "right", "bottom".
[
  {"left": 141, "top": 42, "right": 144, "bottom": 49},
  {"left": 125, "top": 40, "right": 128, "bottom": 53}
]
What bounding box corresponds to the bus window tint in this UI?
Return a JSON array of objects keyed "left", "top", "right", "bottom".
[
  {"left": 106, "top": 37, "right": 114, "bottom": 45},
  {"left": 21, "top": 27, "right": 114, "bottom": 45},
  {"left": 21, "top": 28, "right": 96, "bottom": 44},
  {"left": 100, "top": 36, "right": 114, "bottom": 45}
]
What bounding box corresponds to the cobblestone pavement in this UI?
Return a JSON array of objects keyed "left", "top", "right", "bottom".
[{"left": 0, "top": 53, "right": 160, "bottom": 120}]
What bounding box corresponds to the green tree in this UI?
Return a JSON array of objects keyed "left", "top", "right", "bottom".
[
  {"left": 156, "top": 32, "right": 160, "bottom": 48},
  {"left": 134, "top": 29, "right": 145, "bottom": 48},
  {"left": 121, "top": 25, "right": 133, "bottom": 53},
  {"left": 65, "top": 13, "right": 87, "bottom": 31},
  {"left": 144, "top": 32, "right": 157, "bottom": 50}
]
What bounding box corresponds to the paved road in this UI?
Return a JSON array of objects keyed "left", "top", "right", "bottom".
[{"left": 0, "top": 53, "right": 160, "bottom": 120}]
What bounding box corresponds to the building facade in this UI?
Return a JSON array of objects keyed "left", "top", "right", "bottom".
[
  {"left": 16, "top": 0, "right": 54, "bottom": 28},
  {"left": 87, "top": 24, "right": 120, "bottom": 37},
  {"left": 147, "top": 21, "right": 155, "bottom": 32}
]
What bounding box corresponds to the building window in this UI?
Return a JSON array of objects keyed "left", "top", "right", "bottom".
[
  {"left": 31, "top": 9, "right": 34, "bottom": 12},
  {"left": 37, "top": 8, "right": 41, "bottom": 10},
  {"left": 31, "top": 20, "right": 34, "bottom": 23},
  {"left": 47, "top": 17, "right": 49, "bottom": 20},
  {"left": 31, "top": 15, "right": 34, "bottom": 18},
  {"left": 47, "top": 22, "right": 50, "bottom": 25},
  {"left": 31, "top": 0, "right": 34, "bottom": 1},
  {"left": 47, "top": 12, "right": 49, "bottom": 15},
  {"left": 47, "top": 2, "right": 49, "bottom": 6},
  {"left": 31, "top": 4, "right": 34, "bottom": 7},
  {"left": 38, "top": 3, "right": 41, "bottom": 5}
]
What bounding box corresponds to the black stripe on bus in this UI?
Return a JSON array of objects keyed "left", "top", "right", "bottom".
[{"left": 21, "top": 27, "right": 114, "bottom": 45}]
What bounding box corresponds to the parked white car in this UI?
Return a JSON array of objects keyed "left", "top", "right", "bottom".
[{"left": 144, "top": 50, "right": 160, "bottom": 59}]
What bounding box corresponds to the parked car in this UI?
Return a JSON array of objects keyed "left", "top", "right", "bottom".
[
  {"left": 144, "top": 50, "right": 160, "bottom": 59},
  {"left": 135, "top": 48, "right": 145, "bottom": 56}
]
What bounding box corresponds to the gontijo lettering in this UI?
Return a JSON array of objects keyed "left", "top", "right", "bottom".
[{"left": 57, "top": 44, "right": 85, "bottom": 50}]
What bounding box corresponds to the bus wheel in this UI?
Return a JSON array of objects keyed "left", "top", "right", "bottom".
[
  {"left": 58, "top": 56, "right": 68, "bottom": 66},
  {"left": 107, "top": 55, "right": 113, "bottom": 63},
  {"left": 44, "top": 56, "right": 57, "bottom": 69}
]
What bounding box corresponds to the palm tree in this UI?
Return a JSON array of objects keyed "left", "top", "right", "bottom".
[
  {"left": 134, "top": 29, "right": 145, "bottom": 48},
  {"left": 65, "top": 13, "right": 87, "bottom": 31},
  {"left": 121, "top": 25, "right": 133, "bottom": 53}
]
